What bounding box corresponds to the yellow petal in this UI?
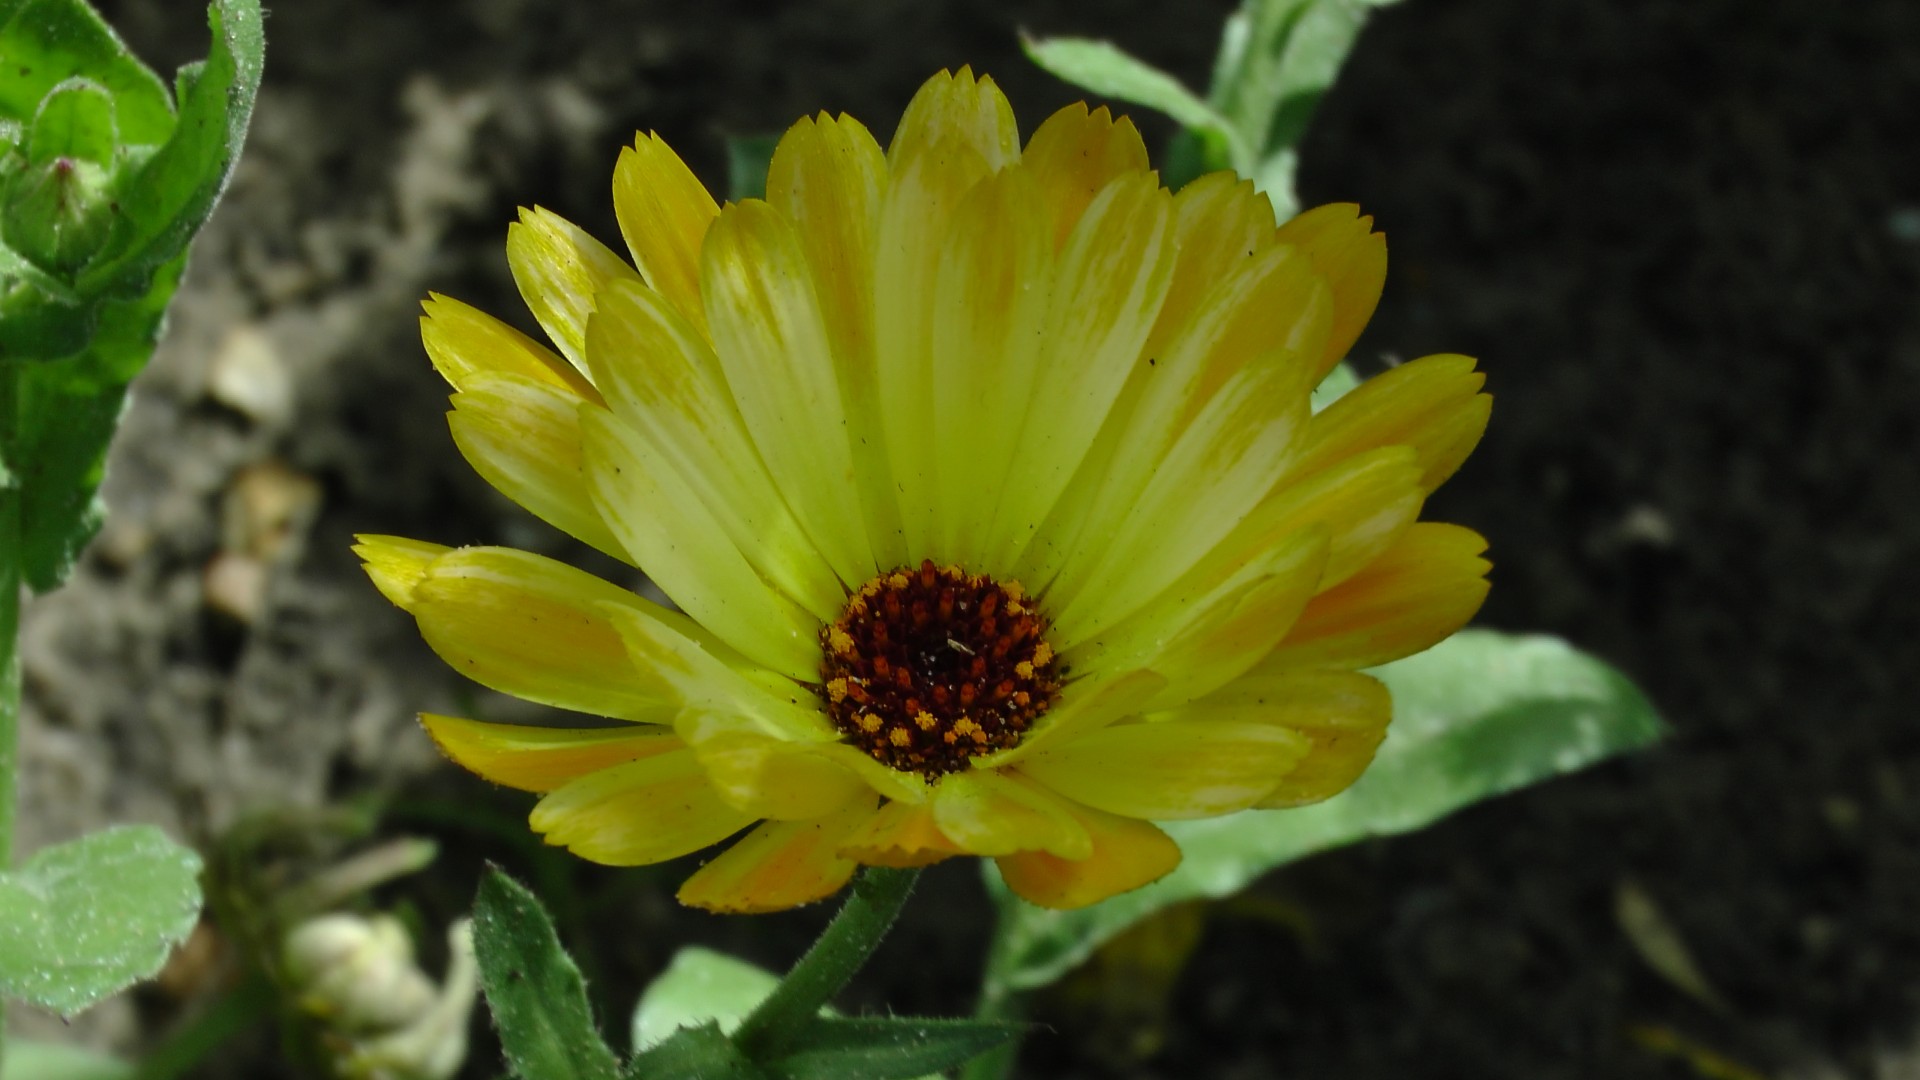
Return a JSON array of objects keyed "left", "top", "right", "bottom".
[
  {"left": 1232, "top": 444, "right": 1424, "bottom": 590},
  {"left": 599, "top": 601, "right": 831, "bottom": 743},
  {"left": 420, "top": 714, "right": 682, "bottom": 793},
  {"left": 1184, "top": 670, "right": 1392, "bottom": 809},
  {"left": 581, "top": 407, "right": 823, "bottom": 681},
  {"left": 587, "top": 279, "right": 844, "bottom": 621},
  {"left": 995, "top": 799, "right": 1180, "bottom": 910},
  {"left": 420, "top": 292, "right": 599, "bottom": 401},
  {"left": 611, "top": 132, "right": 718, "bottom": 331},
  {"left": 677, "top": 719, "right": 872, "bottom": 820},
  {"left": 888, "top": 67, "right": 1019, "bottom": 173},
  {"left": 1267, "top": 522, "right": 1491, "bottom": 671},
  {"left": 1022, "top": 102, "right": 1150, "bottom": 250},
  {"left": 353, "top": 534, "right": 448, "bottom": 607},
  {"left": 1146, "top": 173, "right": 1278, "bottom": 362},
  {"left": 506, "top": 206, "right": 640, "bottom": 374},
  {"left": 838, "top": 798, "right": 964, "bottom": 868},
  {"left": 446, "top": 372, "right": 630, "bottom": 562},
  {"left": 1291, "top": 353, "right": 1492, "bottom": 493},
  {"left": 977, "top": 669, "right": 1165, "bottom": 768},
  {"left": 700, "top": 200, "right": 879, "bottom": 587},
  {"left": 677, "top": 796, "right": 879, "bottom": 913},
  {"left": 1273, "top": 203, "right": 1386, "bottom": 379},
  {"left": 986, "top": 174, "right": 1175, "bottom": 571},
  {"left": 765, "top": 112, "right": 903, "bottom": 567},
  {"left": 930, "top": 769, "right": 1090, "bottom": 859},
  {"left": 405, "top": 546, "right": 683, "bottom": 721},
  {"left": 530, "top": 749, "right": 755, "bottom": 866},
  {"left": 1019, "top": 718, "right": 1310, "bottom": 820}
]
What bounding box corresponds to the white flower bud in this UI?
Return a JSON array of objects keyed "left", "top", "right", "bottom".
[{"left": 282, "top": 913, "right": 438, "bottom": 1035}]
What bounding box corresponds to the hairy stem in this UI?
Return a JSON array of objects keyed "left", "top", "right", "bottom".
[{"left": 0, "top": 362, "right": 20, "bottom": 1072}]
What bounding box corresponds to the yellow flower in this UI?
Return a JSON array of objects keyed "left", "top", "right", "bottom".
[{"left": 358, "top": 69, "right": 1492, "bottom": 913}]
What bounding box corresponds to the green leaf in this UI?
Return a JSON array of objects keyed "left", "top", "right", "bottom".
[
  {"left": 0, "top": 825, "right": 204, "bottom": 1015},
  {"left": 725, "top": 133, "right": 779, "bottom": 202},
  {"left": 1309, "top": 359, "right": 1359, "bottom": 413},
  {"left": 770, "top": 1017, "right": 1024, "bottom": 1080},
  {"left": 0, "top": 1040, "right": 133, "bottom": 1080},
  {"left": 13, "top": 250, "right": 182, "bottom": 590},
  {"left": 631, "top": 947, "right": 788, "bottom": 1053},
  {"left": 624, "top": 1022, "right": 762, "bottom": 1080},
  {"left": 74, "top": 0, "right": 263, "bottom": 297},
  {"left": 1019, "top": 34, "right": 1249, "bottom": 166},
  {"left": 471, "top": 867, "right": 620, "bottom": 1080},
  {"left": 0, "top": 0, "right": 174, "bottom": 144},
  {"left": 22, "top": 78, "right": 117, "bottom": 165},
  {"left": 983, "top": 630, "right": 1663, "bottom": 993}
]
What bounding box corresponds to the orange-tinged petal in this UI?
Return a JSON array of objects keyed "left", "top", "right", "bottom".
[
  {"left": 838, "top": 798, "right": 964, "bottom": 868},
  {"left": 1020, "top": 718, "right": 1310, "bottom": 820},
  {"left": 405, "top": 546, "right": 682, "bottom": 721},
  {"left": 677, "top": 796, "right": 880, "bottom": 913},
  {"left": 1273, "top": 202, "right": 1386, "bottom": 379},
  {"left": 446, "top": 372, "right": 630, "bottom": 562},
  {"left": 420, "top": 293, "right": 600, "bottom": 401},
  {"left": 1022, "top": 103, "right": 1150, "bottom": 250},
  {"left": 420, "top": 714, "right": 682, "bottom": 793},
  {"left": 1185, "top": 670, "right": 1392, "bottom": 809},
  {"left": 931, "top": 770, "right": 1091, "bottom": 859},
  {"left": 995, "top": 799, "right": 1180, "bottom": 910},
  {"left": 529, "top": 749, "right": 754, "bottom": 866},
  {"left": 353, "top": 534, "right": 448, "bottom": 607},
  {"left": 888, "top": 67, "right": 1019, "bottom": 173},
  {"left": 1267, "top": 522, "right": 1491, "bottom": 671},
  {"left": 506, "top": 206, "right": 641, "bottom": 372},
  {"left": 1292, "top": 353, "right": 1492, "bottom": 493},
  {"left": 612, "top": 132, "right": 718, "bottom": 332}
]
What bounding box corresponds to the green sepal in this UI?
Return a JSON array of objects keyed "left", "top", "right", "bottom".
[
  {"left": 4, "top": 78, "right": 123, "bottom": 273},
  {"left": 624, "top": 1022, "right": 763, "bottom": 1080},
  {"left": 471, "top": 867, "right": 621, "bottom": 1080},
  {"left": 767, "top": 1017, "right": 1026, "bottom": 1080}
]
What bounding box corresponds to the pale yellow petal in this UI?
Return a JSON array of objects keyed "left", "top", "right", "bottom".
[
  {"left": 677, "top": 797, "right": 879, "bottom": 913},
  {"left": 598, "top": 601, "right": 832, "bottom": 743},
  {"left": 1184, "top": 670, "right": 1392, "bottom": 808},
  {"left": 838, "top": 798, "right": 964, "bottom": 868},
  {"left": 420, "top": 292, "right": 599, "bottom": 401},
  {"left": 505, "top": 206, "right": 641, "bottom": 372},
  {"left": 404, "top": 545, "right": 682, "bottom": 721},
  {"left": 930, "top": 769, "right": 1090, "bottom": 859},
  {"left": 1267, "top": 522, "right": 1491, "bottom": 671},
  {"left": 446, "top": 372, "right": 630, "bottom": 562},
  {"left": 994, "top": 799, "right": 1180, "bottom": 910},
  {"left": 700, "top": 200, "right": 878, "bottom": 586},
  {"left": 1022, "top": 103, "right": 1150, "bottom": 250},
  {"left": 675, "top": 718, "right": 872, "bottom": 821},
  {"left": 1272, "top": 202, "right": 1386, "bottom": 379},
  {"left": 765, "top": 112, "right": 903, "bottom": 566},
  {"left": 1223, "top": 444, "right": 1424, "bottom": 591},
  {"left": 587, "top": 279, "right": 844, "bottom": 621},
  {"left": 420, "top": 714, "right": 682, "bottom": 793},
  {"left": 611, "top": 132, "right": 718, "bottom": 331},
  {"left": 581, "top": 407, "right": 822, "bottom": 681},
  {"left": 1290, "top": 353, "right": 1491, "bottom": 493},
  {"left": 887, "top": 67, "right": 1019, "bottom": 173},
  {"left": 985, "top": 174, "right": 1176, "bottom": 571},
  {"left": 353, "top": 534, "right": 448, "bottom": 608},
  {"left": 1146, "top": 173, "right": 1279, "bottom": 361},
  {"left": 1020, "top": 718, "right": 1310, "bottom": 820},
  {"left": 530, "top": 749, "right": 754, "bottom": 866}
]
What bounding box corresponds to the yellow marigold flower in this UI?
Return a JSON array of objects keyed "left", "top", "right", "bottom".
[{"left": 358, "top": 69, "right": 1492, "bottom": 913}]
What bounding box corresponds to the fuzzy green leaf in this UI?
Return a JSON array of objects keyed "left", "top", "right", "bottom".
[
  {"left": 0, "top": 1040, "right": 134, "bottom": 1080},
  {"left": 631, "top": 947, "right": 788, "bottom": 1053},
  {"left": 984, "top": 630, "right": 1663, "bottom": 993},
  {"left": 0, "top": 0, "right": 174, "bottom": 144},
  {"left": 471, "top": 867, "right": 620, "bottom": 1080},
  {"left": 1019, "top": 33, "right": 1247, "bottom": 165},
  {"left": 0, "top": 825, "right": 204, "bottom": 1015},
  {"left": 624, "top": 1022, "right": 761, "bottom": 1080},
  {"left": 770, "top": 1017, "right": 1023, "bottom": 1080}
]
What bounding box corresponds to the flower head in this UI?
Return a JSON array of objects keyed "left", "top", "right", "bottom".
[{"left": 358, "top": 69, "right": 1491, "bottom": 912}]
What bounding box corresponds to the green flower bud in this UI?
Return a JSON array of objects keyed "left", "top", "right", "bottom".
[{"left": 2, "top": 78, "right": 125, "bottom": 275}]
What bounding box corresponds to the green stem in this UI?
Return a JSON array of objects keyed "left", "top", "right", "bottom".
[
  {"left": 733, "top": 865, "right": 921, "bottom": 1060},
  {"left": 0, "top": 362, "right": 20, "bottom": 1074},
  {"left": 961, "top": 907, "right": 1028, "bottom": 1080}
]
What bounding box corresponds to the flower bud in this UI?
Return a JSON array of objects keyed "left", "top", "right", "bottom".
[
  {"left": 338, "top": 919, "right": 478, "bottom": 1080},
  {"left": 1, "top": 78, "right": 125, "bottom": 275},
  {"left": 282, "top": 913, "right": 438, "bottom": 1035}
]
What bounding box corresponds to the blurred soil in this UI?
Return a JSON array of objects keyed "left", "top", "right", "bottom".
[{"left": 11, "top": 0, "right": 1919, "bottom": 1077}]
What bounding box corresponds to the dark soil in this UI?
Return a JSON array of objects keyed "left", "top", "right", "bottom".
[{"left": 14, "top": 0, "right": 1918, "bottom": 1077}]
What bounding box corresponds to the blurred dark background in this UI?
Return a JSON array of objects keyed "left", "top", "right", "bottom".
[{"left": 25, "top": 0, "right": 1918, "bottom": 1076}]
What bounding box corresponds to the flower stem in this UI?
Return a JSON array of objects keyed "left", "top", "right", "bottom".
[
  {"left": 732, "top": 865, "right": 921, "bottom": 1059},
  {"left": 0, "top": 362, "right": 20, "bottom": 1073}
]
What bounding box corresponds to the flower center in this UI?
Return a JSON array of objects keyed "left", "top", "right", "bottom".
[{"left": 821, "top": 560, "right": 1060, "bottom": 779}]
